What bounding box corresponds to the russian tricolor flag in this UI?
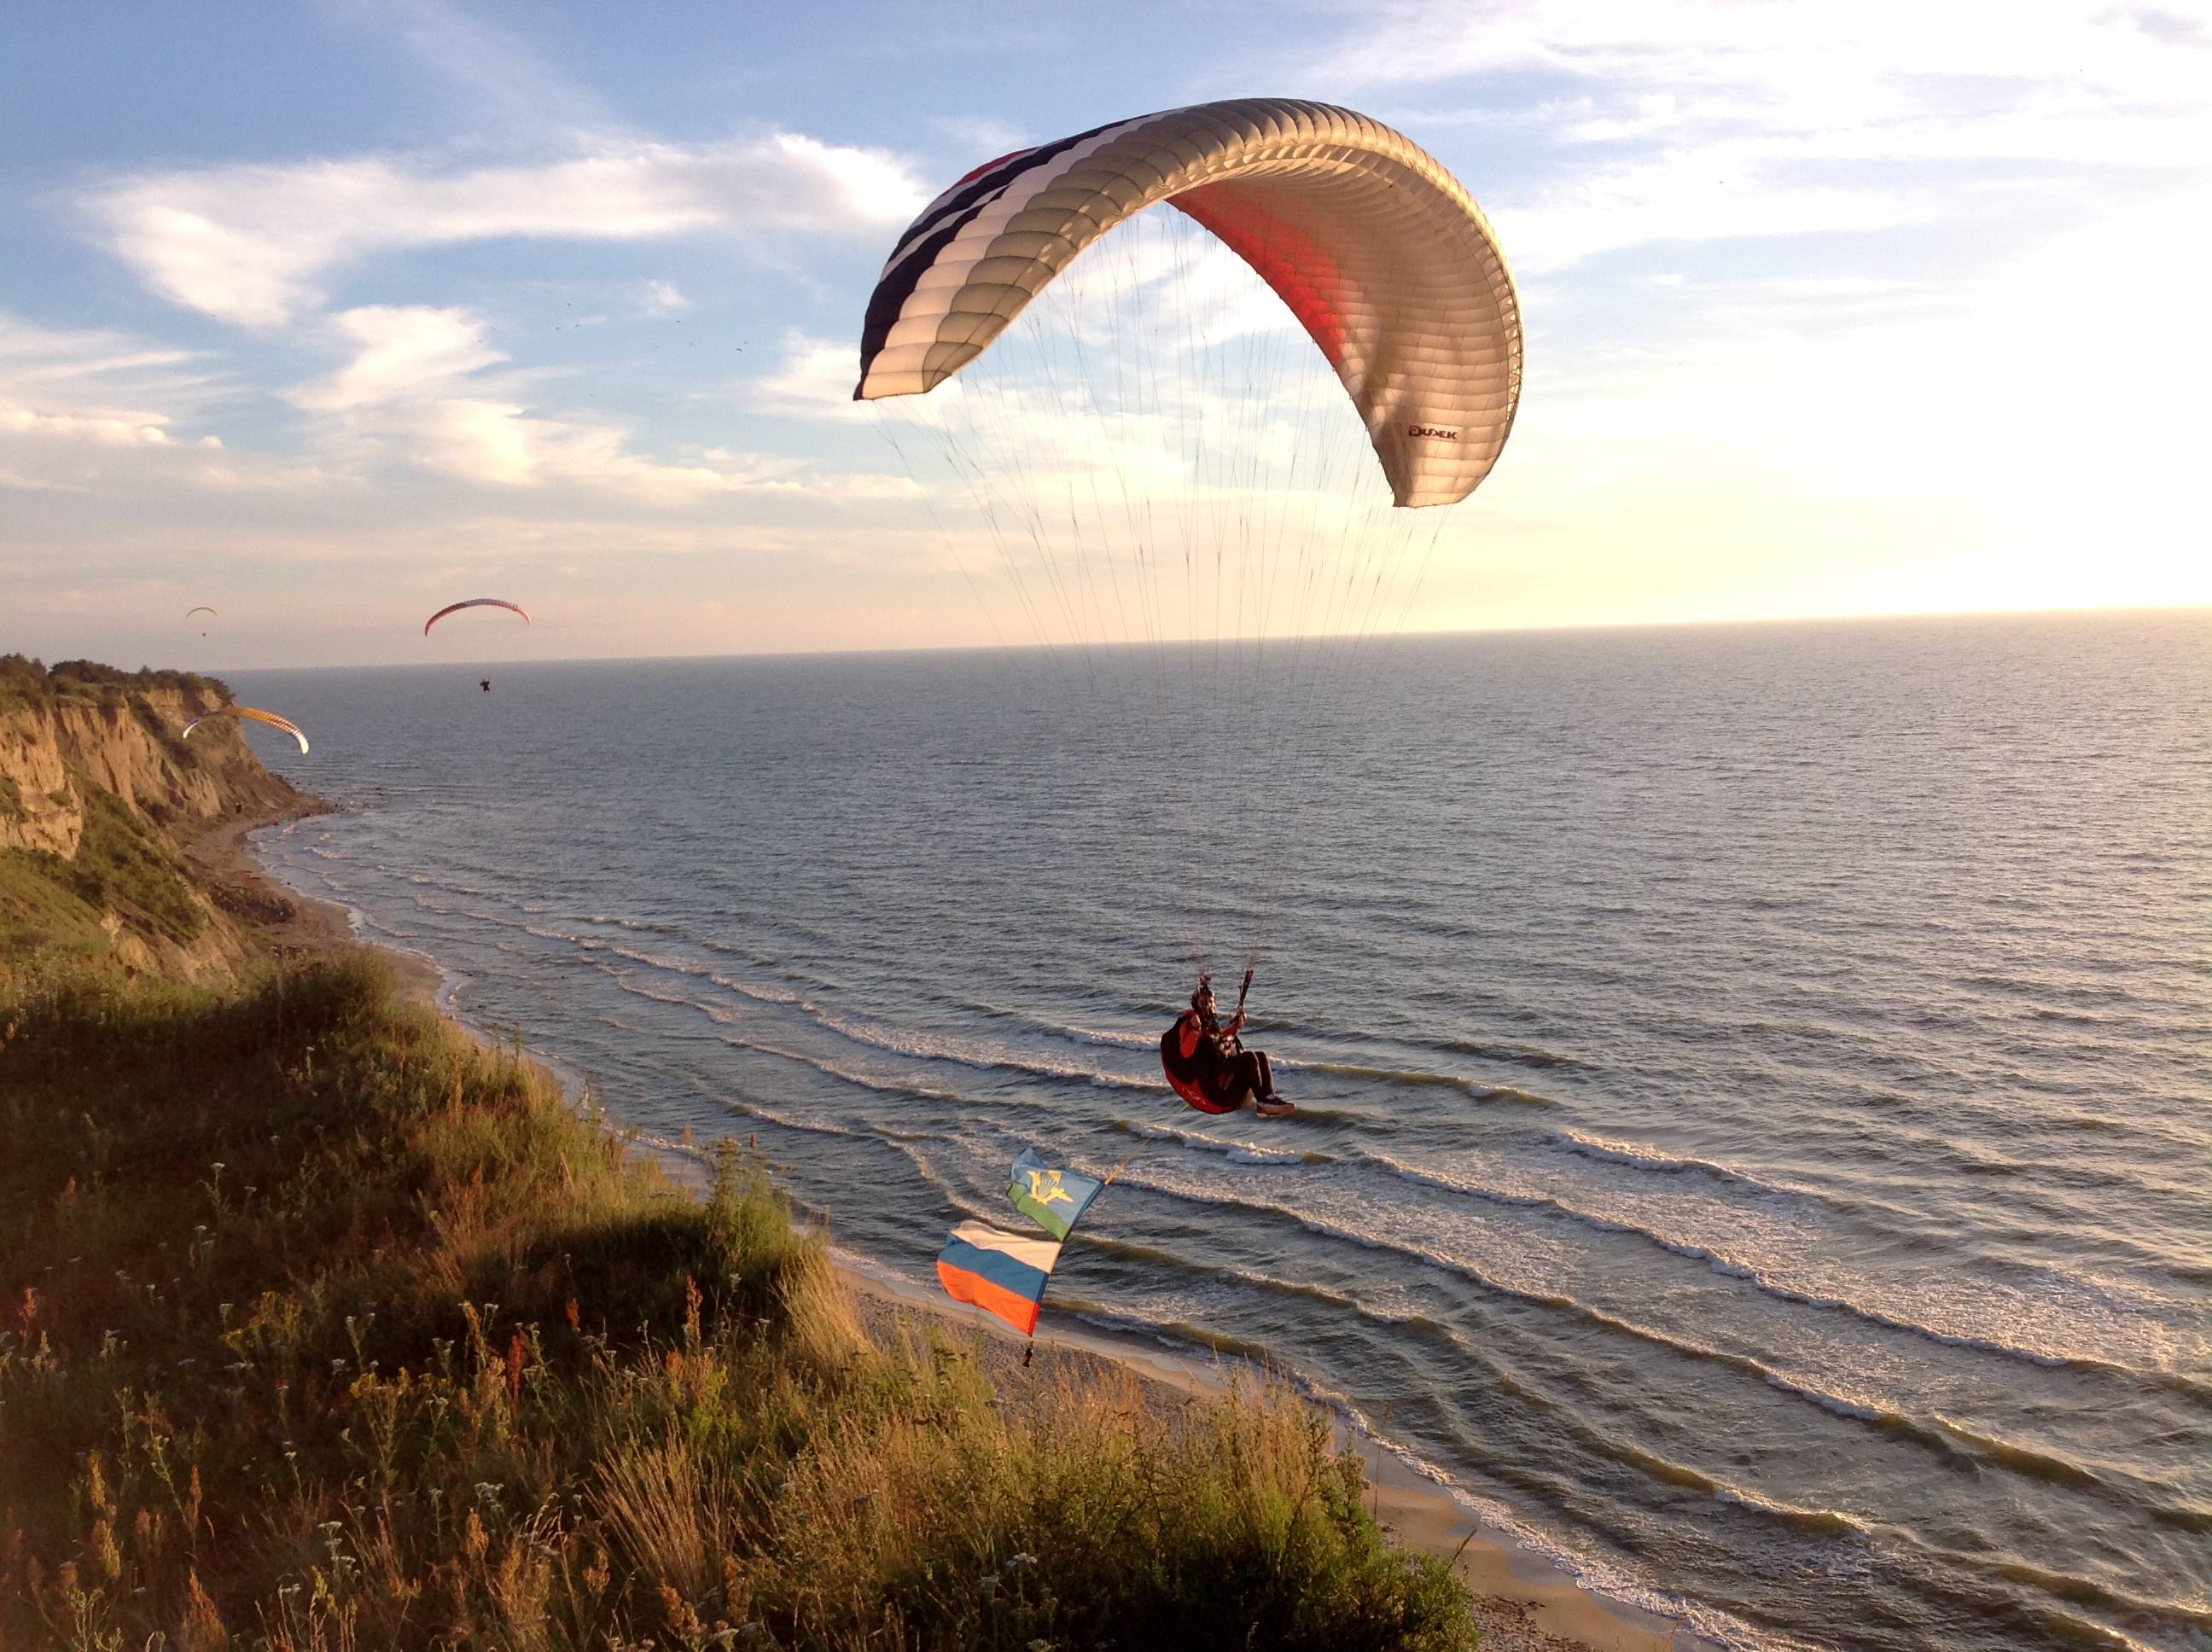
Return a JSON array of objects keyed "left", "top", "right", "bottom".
[{"left": 935, "top": 1220, "right": 1062, "bottom": 1335}]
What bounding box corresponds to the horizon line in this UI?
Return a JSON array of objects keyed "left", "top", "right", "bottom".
[{"left": 164, "top": 597, "right": 2211, "bottom": 675}]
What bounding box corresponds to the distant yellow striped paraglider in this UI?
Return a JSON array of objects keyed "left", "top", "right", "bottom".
[
  {"left": 423, "top": 598, "right": 530, "bottom": 635},
  {"left": 181, "top": 707, "right": 310, "bottom": 754}
]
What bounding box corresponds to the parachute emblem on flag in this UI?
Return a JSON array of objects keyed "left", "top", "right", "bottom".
[{"left": 1007, "top": 1147, "right": 1103, "bottom": 1242}]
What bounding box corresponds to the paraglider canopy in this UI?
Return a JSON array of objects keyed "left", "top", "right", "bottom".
[
  {"left": 182, "top": 707, "right": 310, "bottom": 754},
  {"left": 424, "top": 598, "right": 530, "bottom": 636},
  {"left": 856, "top": 97, "right": 1522, "bottom": 508},
  {"left": 856, "top": 98, "right": 1522, "bottom": 978},
  {"left": 184, "top": 606, "right": 217, "bottom": 618}
]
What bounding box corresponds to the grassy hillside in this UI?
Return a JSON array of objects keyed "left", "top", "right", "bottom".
[
  {"left": 0, "top": 954, "right": 1476, "bottom": 1651},
  {"left": 0, "top": 785, "right": 210, "bottom": 969}
]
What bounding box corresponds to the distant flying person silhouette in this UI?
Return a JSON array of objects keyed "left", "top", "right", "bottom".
[{"left": 480, "top": 679, "right": 492, "bottom": 692}]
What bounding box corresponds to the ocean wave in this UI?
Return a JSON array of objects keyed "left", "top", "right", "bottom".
[
  {"left": 1107, "top": 1117, "right": 1333, "bottom": 1166},
  {"left": 1048, "top": 1274, "right": 1470, "bottom": 1369},
  {"left": 1427, "top": 1034, "right": 1591, "bottom": 1073},
  {"left": 1378, "top": 1151, "right": 2207, "bottom": 1384},
  {"left": 1925, "top": 1411, "right": 2212, "bottom": 1531},
  {"left": 667, "top": 1079, "right": 963, "bottom": 1201},
  {"left": 598, "top": 945, "right": 1163, "bottom": 1092},
  {"left": 599, "top": 969, "right": 736, "bottom": 1027},
  {"left": 1961, "top": 1550, "right": 2212, "bottom": 1643},
  {"left": 1359, "top": 1150, "right": 1630, "bottom": 1226},
  {"left": 528, "top": 922, "right": 603, "bottom": 949},
  {"left": 707, "top": 1031, "right": 1007, "bottom": 1114},
  {"left": 1292, "top": 1060, "right": 1558, "bottom": 1106},
  {"left": 604, "top": 943, "right": 804, "bottom": 1005},
  {"left": 1709, "top": 1485, "right": 1868, "bottom": 1539},
  {"left": 1130, "top": 1159, "right": 2199, "bottom": 1394},
  {"left": 1550, "top": 1129, "right": 1790, "bottom": 1191},
  {"left": 802, "top": 1003, "right": 1163, "bottom": 1091},
  {"left": 696, "top": 934, "right": 848, "bottom": 991},
  {"left": 953, "top": 997, "right": 1159, "bottom": 1050},
  {"left": 384, "top": 867, "right": 494, "bottom": 899},
  {"left": 578, "top": 912, "right": 680, "bottom": 936}
]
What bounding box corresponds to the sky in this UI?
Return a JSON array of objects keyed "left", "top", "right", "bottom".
[{"left": 3, "top": 0, "right": 2208, "bottom": 670}]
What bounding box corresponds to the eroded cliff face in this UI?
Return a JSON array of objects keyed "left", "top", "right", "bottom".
[
  {"left": 1, "top": 683, "right": 310, "bottom": 981},
  {"left": 4, "top": 686, "right": 292, "bottom": 855}
]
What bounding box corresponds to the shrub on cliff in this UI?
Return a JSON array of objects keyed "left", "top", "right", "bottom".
[
  {"left": 0, "top": 654, "right": 222, "bottom": 712},
  {"left": 0, "top": 956, "right": 1476, "bottom": 1650}
]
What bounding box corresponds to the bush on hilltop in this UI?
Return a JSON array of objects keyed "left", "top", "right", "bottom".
[{"left": 0, "top": 654, "right": 223, "bottom": 712}]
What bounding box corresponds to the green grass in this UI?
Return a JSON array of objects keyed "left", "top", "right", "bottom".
[
  {"left": 0, "top": 850, "right": 119, "bottom": 986},
  {"left": 0, "top": 782, "right": 210, "bottom": 982},
  {"left": 0, "top": 955, "right": 1476, "bottom": 1651},
  {"left": 47, "top": 785, "right": 207, "bottom": 943}
]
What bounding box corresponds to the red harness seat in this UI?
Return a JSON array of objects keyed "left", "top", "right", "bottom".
[{"left": 1161, "top": 1012, "right": 1245, "bottom": 1114}]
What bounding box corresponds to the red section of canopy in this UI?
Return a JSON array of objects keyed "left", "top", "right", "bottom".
[
  {"left": 937, "top": 1259, "right": 1042, "bottom": 1335},
  {"left": 953, "top": 148, "right": 1034, "bottom": 189},
  {"left": 1172, "top": 183, "right": 1349, "bottom": 373}
]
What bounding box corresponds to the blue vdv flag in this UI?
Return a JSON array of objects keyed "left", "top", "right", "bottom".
[{"left": 1006, "top": 1146, "right": 1104, "bottom": 1241}]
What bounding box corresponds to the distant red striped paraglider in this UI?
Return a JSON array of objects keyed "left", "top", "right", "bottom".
[{"left": 422, "top": 598, "right": 530, "bottom": 636}]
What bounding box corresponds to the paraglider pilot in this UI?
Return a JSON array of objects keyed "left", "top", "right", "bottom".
[{"left": 1161, "top": 972, "right": 1289, "bottom": 1117}]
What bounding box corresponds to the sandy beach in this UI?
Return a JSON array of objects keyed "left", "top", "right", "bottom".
[
  {"left": 213, "top": 794, "right": 1720, "bottom": 1652},
  {"left": 188, "top": 800, "right": 445, "bottom": 1006}
]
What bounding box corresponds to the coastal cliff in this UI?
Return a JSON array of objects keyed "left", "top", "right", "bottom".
[{"left": 0, "top": 657, "right": 309, "bottom": 981}]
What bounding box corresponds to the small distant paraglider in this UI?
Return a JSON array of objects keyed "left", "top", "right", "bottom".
[
  {"left": 186, "top": 604, "right": 216, "bottom": 637},
  {"left": 423, "top": 598, "right": 530, "bottom": 635},
  {"left": 181, "top": 706, "right": 311, "bottom": 754},
  {"left": 479, "top": 678, "right": 492, "bottom": 692}
]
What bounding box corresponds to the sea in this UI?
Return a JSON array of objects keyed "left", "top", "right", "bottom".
[{"left": 230, "top": 609, "right": 2210, "bottom": 1652}]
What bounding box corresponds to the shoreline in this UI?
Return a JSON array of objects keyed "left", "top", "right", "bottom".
[
  {"left": 218, "top": 795, "right": 1728, "bottom": 1652},
  {"left": 188, "top": 800, "right": 445, "bottom": 1006}
]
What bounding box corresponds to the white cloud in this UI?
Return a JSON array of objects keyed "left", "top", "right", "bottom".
[
  {"left": 1316, "top": 0, "right": 2209, "bottom": 115},
  {"left": 90, "top": 135, "right": 927, "bottom": 328},
  {"left": 285, "top": 305, "right": 905, "bottom": 505},
  {"left": 753, "top": 331, "right": 863, "bottom": 417},
  {"left": 1297, "top": 0, "right": 2212, "bottom": 267},
  {"left": 291, "top": 305, "right": 503, "bottom": 411},
  {"left": 0, "top": 313, "right": 235, "bottom": 487},
  {"left": 639, "top": 279, "right": 692, "bottom": 317}
]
